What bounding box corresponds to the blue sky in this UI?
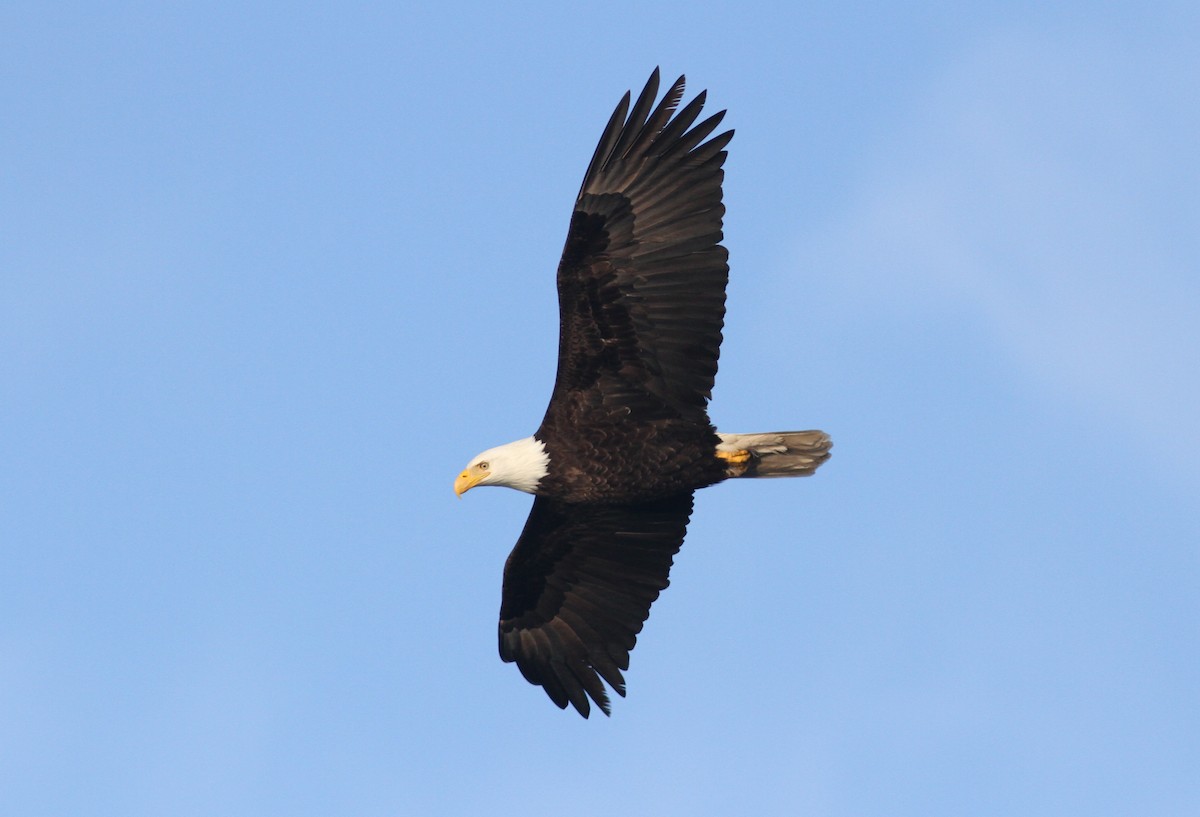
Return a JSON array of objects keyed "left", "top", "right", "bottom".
[{"left": 3, "top": 2, "right": 1198, "bottom": 815}]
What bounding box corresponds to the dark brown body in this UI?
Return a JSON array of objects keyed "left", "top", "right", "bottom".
[{"left": 533, "top": 420, "right": 726, "bottom": 503}]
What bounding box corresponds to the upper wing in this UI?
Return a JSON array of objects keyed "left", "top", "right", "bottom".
[
  {"left": 546, "top": 69, "right": 733, "bottom": 427},
  {"left": 498, "top": 492, "right": 694, "bottom": 717}
]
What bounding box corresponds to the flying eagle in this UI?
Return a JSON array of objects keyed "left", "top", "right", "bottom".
[{"left": 455, "top": 69, "right": 831, "bottom": 717}]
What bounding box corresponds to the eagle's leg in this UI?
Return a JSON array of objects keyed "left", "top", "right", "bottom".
[{"left": 715, "top": 448, "right": 751, "bottom": 477}]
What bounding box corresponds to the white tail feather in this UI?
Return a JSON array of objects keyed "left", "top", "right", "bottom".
[{"left": 717, "top": 431, "right": 832, "bottom": 478}]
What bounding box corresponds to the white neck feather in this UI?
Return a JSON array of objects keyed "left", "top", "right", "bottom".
[{"left": 473, "top": 436, "right": 549, "bottom": 494}]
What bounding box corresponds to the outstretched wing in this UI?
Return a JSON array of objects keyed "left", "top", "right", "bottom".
[
  {"left": 498, "top": 493, "right": 694, "bottom": 717},
  {"left": 545, "top": 69, "right": 733, "bottom": 428}
]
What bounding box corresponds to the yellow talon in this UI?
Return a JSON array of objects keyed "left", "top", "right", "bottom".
[{"left": 716, "top": 448, "right": 751, "bottom": 464}]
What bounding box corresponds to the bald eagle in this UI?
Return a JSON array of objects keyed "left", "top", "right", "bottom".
[{"left": 455, "top": 69, "right": 831, "bottom": 717}]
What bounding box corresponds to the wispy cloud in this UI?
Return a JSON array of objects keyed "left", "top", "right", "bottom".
[{"left": 793, "top": 31, "right": 1200, "bottom": 481}]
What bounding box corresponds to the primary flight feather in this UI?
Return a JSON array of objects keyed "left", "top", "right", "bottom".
[{"left": 455, "top": 69, "right": 831, "bottom": 717}]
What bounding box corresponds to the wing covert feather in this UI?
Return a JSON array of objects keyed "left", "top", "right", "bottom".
[
  {"left": 545, "top": 70, "right": 733, "bottom": 427},
  {"left": 498, "top": 493, "right": 694, "bottom": 717}
]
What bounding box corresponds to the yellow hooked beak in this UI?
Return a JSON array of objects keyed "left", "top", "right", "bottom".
[{"left": 454, "top": 468, "right": 484, "bottom": 498}]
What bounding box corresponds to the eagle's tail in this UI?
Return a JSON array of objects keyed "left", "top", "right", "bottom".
[{"left": 716, "top": 431, "right": 832, "bottom": 478}]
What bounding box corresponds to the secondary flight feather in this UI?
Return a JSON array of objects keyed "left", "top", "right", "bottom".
[{"left": 455, "top": 69, "right": 831, "bottom": 717}]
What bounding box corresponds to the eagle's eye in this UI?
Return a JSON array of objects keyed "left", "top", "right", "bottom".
[{"left": 478, "top": 462, "right": 489, "bottom": 471}]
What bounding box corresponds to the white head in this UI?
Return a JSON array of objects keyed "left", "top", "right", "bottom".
[{"left": 454, "top": 436, "right": 549, "bottom": 497}]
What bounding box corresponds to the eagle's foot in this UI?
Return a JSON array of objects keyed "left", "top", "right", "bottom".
[{"left": 716, "top": 448, "right": 751, "bottom": 477}]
